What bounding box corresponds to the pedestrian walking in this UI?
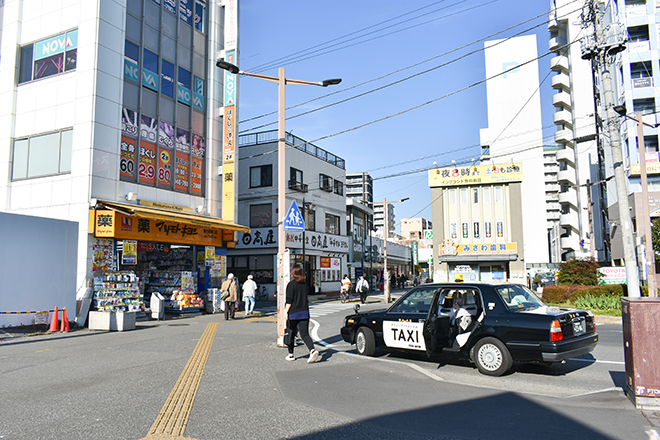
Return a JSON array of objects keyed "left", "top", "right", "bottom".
[
  {"left": 221, "top": 273, "right": 238, "bottom": 320},
  {"left": 285, "top": 264, "right": 319, "bottom": 363},
  {"left": 242, "top": 274, "right": 257, "bottom": 315},
  {"left": 356, "top": 275, "right": 369, "bottom": 304}
]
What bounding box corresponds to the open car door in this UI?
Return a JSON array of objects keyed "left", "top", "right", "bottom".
[{"left": 423, "top": 289, "right": 454, "bottom": 357}]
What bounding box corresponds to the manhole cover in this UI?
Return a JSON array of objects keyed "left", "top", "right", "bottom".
[{"left": 168, "top": 323, "right": 190, "bottom": 326}]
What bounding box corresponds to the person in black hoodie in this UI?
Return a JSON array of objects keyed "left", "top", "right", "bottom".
[{"left": 284, "top": 264, "right": 320, "bottom": 363}]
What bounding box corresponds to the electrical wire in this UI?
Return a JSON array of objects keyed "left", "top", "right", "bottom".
[{"left": 238, "top": 1, "right": 582, "bottom": 128}]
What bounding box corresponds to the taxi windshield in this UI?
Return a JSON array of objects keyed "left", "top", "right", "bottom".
[{"left": 495, "top": 285, "right": 545, "bottom": 311}]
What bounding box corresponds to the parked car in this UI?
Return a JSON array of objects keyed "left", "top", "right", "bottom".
[{"left": 340, "top": 282, "right": 598, "bottom": 376}]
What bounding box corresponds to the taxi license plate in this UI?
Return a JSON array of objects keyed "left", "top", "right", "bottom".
[{"left": 573, "top": 318, "right": 585, "bottom": 336}]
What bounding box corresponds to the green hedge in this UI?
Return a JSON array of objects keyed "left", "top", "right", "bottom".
[
  {"left": 574, "top": 294, "right": 622, "bottom": 310},
  {"left": 542, "top": 284, "right": 625, "bottom": 304}
]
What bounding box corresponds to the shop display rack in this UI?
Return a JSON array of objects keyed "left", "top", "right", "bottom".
[{"left": 92, "top": 271, "right": 145, "bottom": 313}]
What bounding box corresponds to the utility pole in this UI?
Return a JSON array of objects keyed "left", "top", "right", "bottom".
[{"left": 583, "top": 0, "right": 641, "bottom": 296}]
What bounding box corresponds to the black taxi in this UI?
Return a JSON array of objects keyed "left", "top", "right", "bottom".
[{"left": 340, "top": 282, "right": 598, "bottom": 376}]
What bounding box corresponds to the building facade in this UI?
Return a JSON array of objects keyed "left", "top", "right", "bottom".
[
  {"left": 346, "top": 172, "right": 373, "bottom": 209},
  {"left": 479, "top": 34, "right": 550, "bottom": 266},
  {"left": 373, "top": 202, "right": 395, "bottom": 238},
  {"left": 549, "top": 0, "right": 606, "bottom": 262},
  {"left": 0, "top": 0, "right": 244, "bottom": 323},
  {"left": 230, "top": 130, "right": 348, "bottom": 294},
  {"left": 429, "top": 163, "right": 526, "bottom": 283}
]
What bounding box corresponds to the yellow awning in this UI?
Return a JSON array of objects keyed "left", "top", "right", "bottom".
[{"left": 97, "top": 201, "right": 250, "bottom": 233}]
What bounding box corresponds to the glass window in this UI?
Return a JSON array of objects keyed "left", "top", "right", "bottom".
[
  {"left": 12, "top": 139, "right": 29, "bottom": 179},
  {"left": 177, "top": 67, "right": 191, "bottom": 106},
  {"left": 20, "top": 30, "right": 78, "bottom": 83},
  {"left": 164, "top": 0, "right": 176, "bottom": 14},
  {"left": 472, "top": 188, "right": 479, "bottom": 204},
  {"left": 485, "top": 222, "right": 492, "bottom": 238},
  {"left": 473, "top": 222, "right": 480, "bottom": 238},
  {"left": 334, "top": 180, "right": 343, "bottom": 196},
  {"left": 460, "top": 188, "right": 468, "bottom": 204},
  {"left": 161, "top": 59, "right": 175, "bottom": 97},
  {"left": 180, "top": 0, "right": 193, "bottom": 25},
  {"left": 18, "top": 45, "right": 34, "bottom": 84},
  {"left": 483, "top": 187, "right": 491, "bottom": 204},
  {"left": 497, "top": 221, "right": 504, "bottom": 237},
  {"left": 143, "top": 49, "right": 159, "bottom": 92},
  {"left": 325, "top": 214, "right": 340, "bottom": 235},
  {"left": 494, "top": 186, "right": 502, "bottom": 203},
  {"left": 390, "top": 287, "right": 438, "bottom": 314},
  {"left": 496, "top": 285, "right": 544, "bottom": 311},
  {"left": 124, "top": 40, "right": 140, "bottom": 83},
  {"left": 249, "top": 165, "right": 272, "bottom": 188},
  {"left": 449, "top": 188, "right": 456, "bottom": 205},
  {"left": 59, "top": 130, "right": 73, "bottom": 173},
  {"left": 12, "top": 129, "right": 73, "bottom": 180},
  {"left": 462, "top": 223, "right": 468, "bottom": 238},
  {"left": 304, "top": 206, "right": 315, "bottom": 231},
  {"left": 194, "top": 1, "right": 206, "bottom": 33},
  {"left": 290, "top": 167, "right": 303, "bottom": 183},
  {"left": 250, "top": 204, "right": 272, "bottom": 228}
]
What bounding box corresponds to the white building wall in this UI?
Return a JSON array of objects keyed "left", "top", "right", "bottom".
[
  {"left": 0, "top": 0, "right": 236, "bottom": 322},
  {"left": 479, "top": 34, "right": 549, "bottom": 264}
]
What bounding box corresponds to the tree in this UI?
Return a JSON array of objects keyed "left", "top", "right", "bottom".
[
  {"left": 556, "top": 258, "right": 600, "bottom": 285},
  {"left": 652, "top": 218, "right": 660, "bottom": 262}
]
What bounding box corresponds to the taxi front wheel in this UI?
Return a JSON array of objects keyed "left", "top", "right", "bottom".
[
  {"left": 356, "top": 327, "right": 375, "bottom": 356},
  {"left": 473, "top": 337, "right": 512, "bottom": 376}
]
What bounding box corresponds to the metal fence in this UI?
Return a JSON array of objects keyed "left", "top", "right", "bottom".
[{"left": 239, "top": 130, "right": 345, "bottom": 169}]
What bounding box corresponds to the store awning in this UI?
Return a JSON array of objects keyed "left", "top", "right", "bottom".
[
  {"left": 90, "top": 201, "right": 249, "bottom": 247},
  {"left": 97, "top": 201, "right": 250, "bottom": 232}
]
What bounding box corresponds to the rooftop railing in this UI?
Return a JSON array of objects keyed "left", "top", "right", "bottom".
[{"left": 239, "top": 129, "right": 345, "bottom": 169}]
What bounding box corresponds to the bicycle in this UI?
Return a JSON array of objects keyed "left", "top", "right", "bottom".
[
  {"left": 255, "top": 284, "right": 270, "bottom": 301},
  {"left": 340, "top": 287, "right": 351, "bottom": 303}
]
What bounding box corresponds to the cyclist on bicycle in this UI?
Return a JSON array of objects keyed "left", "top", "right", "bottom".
[{"left": 341, "top": 275, "right": 352, "bottom": 301}]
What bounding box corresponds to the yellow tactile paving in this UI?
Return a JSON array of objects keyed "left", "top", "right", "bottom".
[{"left": 140, "top": 322, "right": 217, "bottom": 440}]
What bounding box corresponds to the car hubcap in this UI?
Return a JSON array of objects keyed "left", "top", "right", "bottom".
[
  {"left": 478, "top": 344, "right": 502, "bottom": 371},
  {"left": 356, "top": 332, "right": 365, "bottom": 353}
]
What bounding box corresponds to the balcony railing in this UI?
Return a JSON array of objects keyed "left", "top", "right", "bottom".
[
  {"left": 288, "top": 180, "right": 309, "bottom": 192},
  {"left": 239, "top": 129, "right": 346, "bottom": 169}
]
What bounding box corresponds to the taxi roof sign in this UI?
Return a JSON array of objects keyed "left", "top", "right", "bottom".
[{"left": 283, "top": 200, "right": 305, "bottom": 231}]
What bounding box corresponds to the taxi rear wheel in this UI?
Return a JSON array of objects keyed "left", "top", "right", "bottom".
[
  {"left": 356, "top": 327, "right": 375, "bottom": 356},
  {"left": 473, "top": 337, "right": 512, "bottom": 376}
]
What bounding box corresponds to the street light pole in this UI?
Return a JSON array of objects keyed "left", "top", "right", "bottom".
[{"left": 215, "top": 59, "right": 341, "bottom": 343}]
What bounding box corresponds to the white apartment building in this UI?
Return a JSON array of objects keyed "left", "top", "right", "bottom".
[
  {"left": 373, "top": 202, "right": 395, "bottom": 238},
  {"left": 0, "top": 0, "right": 245, "bottom": 323},
  {"left": 479, "top": 34, "right": 550, "bottom": 267},
  {"left": 346, "top": 172, "right": 373, "bottom": 209},
  {"left": 549, "top": 0, "right": 605, "bottom": 262},
  {"left": 230, "top": 130, "right": 349, "bottom": 294}
]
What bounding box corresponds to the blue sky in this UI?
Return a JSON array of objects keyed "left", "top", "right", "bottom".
[{"left": 236, "top": 0, "right": 560, "bottom": 232}]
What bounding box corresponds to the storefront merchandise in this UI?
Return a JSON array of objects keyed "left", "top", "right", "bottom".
[{"left": 92, "top": 271, "right": 145, "bottom": 313}]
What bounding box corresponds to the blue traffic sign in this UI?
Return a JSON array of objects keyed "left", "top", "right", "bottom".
[{"left": 283, "top": 200, "right": 305, "bottom": 231}]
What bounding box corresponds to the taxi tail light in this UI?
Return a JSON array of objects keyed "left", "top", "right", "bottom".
[{"left": 550, "top": 320, "right": 563, "bottom": 342}]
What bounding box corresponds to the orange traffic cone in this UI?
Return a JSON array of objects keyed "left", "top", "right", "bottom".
[
  {"left": 60, "top": 307, "right": 70, "bottom": 333},
  {"left": 49, "top": 306, "right": 59, "bottom": 332}
]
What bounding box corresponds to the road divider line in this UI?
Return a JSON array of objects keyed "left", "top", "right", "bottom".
[
  {"left": 142, "top": 322, "right": 217, "bottom": 440},
  {"left": 569, "top": 357, "right": 625, "bottom": 365},
  {"left": 310, "top": 319, "right": 334, "bottom": 347}
]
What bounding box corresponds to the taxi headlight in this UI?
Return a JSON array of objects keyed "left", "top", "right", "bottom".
[{"left": 345, "top": 317, "right": 356, "bottom": 327}]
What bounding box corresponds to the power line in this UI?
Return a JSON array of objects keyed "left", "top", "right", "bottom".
[
  {"left": 238, "top": 3, "right": 583, "bottom": 133},
  {"left": 245, "top": 0, "right": 457, "bottom": 72}
]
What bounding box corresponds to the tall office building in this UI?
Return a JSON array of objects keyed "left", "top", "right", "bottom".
[
  {"left": 373, "top": 202, "right": 395, "bottom": 238},
  {"left": 479, "top": 34, "right": 550, "bottom": 266},
  {"left": 0, "top": 0, "right": 244, "bottom": 322},
  {"left": 346, "top": 172, "right": 373, "bottom": 209}
]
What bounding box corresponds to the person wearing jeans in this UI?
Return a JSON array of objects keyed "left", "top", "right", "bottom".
[
  {"left": 242, "top": 274, "right": 257, "bottom": 315},
  {"left": 284, "top": 264, "right": 319, "bottom": 363}
]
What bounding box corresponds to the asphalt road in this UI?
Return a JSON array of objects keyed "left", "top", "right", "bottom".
[{"left": 0, "top": 294, "right": 656, "bottom": 440}]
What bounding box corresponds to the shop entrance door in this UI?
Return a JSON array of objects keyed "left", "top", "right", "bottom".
[{"left": 303, "top": 255, "right": 316, "bottom": 295}]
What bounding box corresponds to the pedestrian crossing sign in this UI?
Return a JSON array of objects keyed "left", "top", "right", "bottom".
[{"left": 283, "top": 200, "right": 305, "bottom": 231}]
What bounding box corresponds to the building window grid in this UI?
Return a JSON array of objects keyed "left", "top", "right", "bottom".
[
  {"left": 119, "top": 0, "right": 208, "bottom": 196},
  {"left": 12, "top": 129, "right": 73, "bottom": 180}
]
